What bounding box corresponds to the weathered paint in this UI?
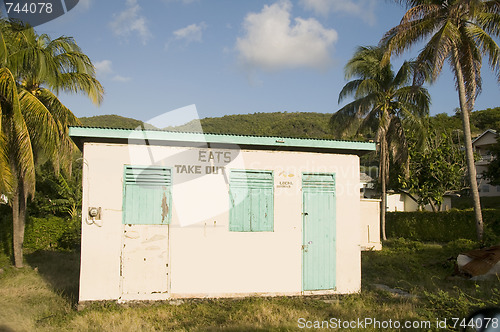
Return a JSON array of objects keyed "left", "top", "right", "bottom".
[
  {"left": 302, "top": 174, "right": 336, "bottom": 291},
  {"left": 77, "top": 141, "right": 362, "bottom": 302},
  {"left": 121, "top": 224, "right": 169, "bottom": 300}
]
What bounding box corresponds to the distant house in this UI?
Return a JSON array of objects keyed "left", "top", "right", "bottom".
[
  {"left": 360, "top": 172, "right": 377, "bottom": 199},
  {"left": 386, "top": 191, "right": 453, "bottom": 212},
  {"left": 472, "top": 129, "right": 500, "bottom": 196}
]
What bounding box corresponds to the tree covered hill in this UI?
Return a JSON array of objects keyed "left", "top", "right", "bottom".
[
  {"left": 79, "top": 108, "right": 500, "bottom": 139},
  {"left": 431, "top": 107, "right": 500, "bottom": 136},
  {"left": 172, "top": 112, "right": 334, "bottom": 139},
  {"left": 80, "top": 112, "right": 335, "bottom": 139},
  {"left": 79, "top": 114, "right": 145, "bottom": 129}
]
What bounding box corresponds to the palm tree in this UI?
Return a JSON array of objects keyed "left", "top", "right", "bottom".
[
  {"left": 332, "top": 46, "right": 430, "bottom": 240},
  {"left": 381, "top": 0, "right": 500, "bottom": 242},
  {"left": 0, "top": 19, "right": 104, "bottom": 267}
]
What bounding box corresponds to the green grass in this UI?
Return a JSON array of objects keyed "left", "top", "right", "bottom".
[{"left": 0, "top": 239, "right": 498, "bottom": 331}]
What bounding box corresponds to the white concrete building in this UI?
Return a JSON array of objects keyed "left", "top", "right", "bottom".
[
  {"left": 386, "top": 192, "right": 453, "bottom": 212},
  {"left": 69, "top": 127, "right": 376, "bottom": 303}
]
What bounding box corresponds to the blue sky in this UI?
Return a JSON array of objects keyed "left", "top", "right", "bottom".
[{"left": 29, "top": 0, "right": 500, "bottom": 124}]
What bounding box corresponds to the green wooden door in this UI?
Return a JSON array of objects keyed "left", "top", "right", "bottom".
[{"left": 302, "top": 173, "right": 336, "bottom": 291}]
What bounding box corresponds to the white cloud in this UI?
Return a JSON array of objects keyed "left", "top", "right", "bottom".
[
  {"left": 173, "top": 22, "right": 207, "bottom": 44},
  {"left": 77, "top": 0, "right": 92, "bottom": 11},
  {"left": 164, "top": 0, "right": 198, "bottom": 4},
  {"left": 94, "top": 60, "right": 131, "bottom": 83},
  {"left": 94, "top": 60, "right": 113, "bottom": 76},
  {"left": 299, "top": 0, "right": 376, "bottom": 24},
  {"left": 235, "top": 0, "right": 337, "bottom": 72},
  {"left": 112, "top": 75, "right": 132, "bottom": 82},
  {"left": 110, "top": 0, "right": 151, "bottom": 45}
]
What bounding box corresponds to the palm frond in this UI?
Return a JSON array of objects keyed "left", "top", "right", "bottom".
[
  {"left": 54, "top": 72, "right": 104, "bottom": 105},
  {"left": 18, "top": 90, "right": 60, "bottom": 165},
  {"left": 393, "top": 60, "right": 413, "bottom": 87},
  {"left": 393, "top": 85, "right": 431, "bottom": 117},
  {"left": 0, "top": 68, "right": 21, "bottom": 132},
  {"left": 353, "top": 79, "right": 381, "bottom": 100},
  {"left": 0, "top": 119, "right": 13, "bottom": 194},
  {"left": 0, "top": 24, "right": 7, "bottom": 66},
  {"left": 466, "top": 23, "right": 500, "bottom": 82},
  {"left": 36, "top": 88, "right": 80, "bottom": 175},
  {"left": 475, "top": 11, "right": 500, "bottom": 37},
  {"left": 4, "top": 105, "right": 36, "bottom": 196},
  {"left": 415, "top": 20, "right": 458, "bottom": 82},
  {"left": 338, "top": 79, "right": 364, "bottom": 103},
  {"left": 381, "top": 8, "right": 443, "bottom": 63}
]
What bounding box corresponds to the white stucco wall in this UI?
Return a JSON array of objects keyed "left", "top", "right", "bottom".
[
  {"left": 360, "top": 199, "right": 381, "bottom": 251},
  {"left": 79, "top": 142, "right": 362, "bottom": 301},
  {"left": 386, "top": 193, "right": 405, "bottom": 212}
]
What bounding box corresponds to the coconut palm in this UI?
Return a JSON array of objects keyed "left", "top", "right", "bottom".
[
  {"left": 332, "top": 46, "right": 430, "bottom": 240},
  {"left": 381, "top": 0, "right": 500, "bottom": 242},
  {"left": 0, "top": 19, "right": 104, "bottom": 267}
]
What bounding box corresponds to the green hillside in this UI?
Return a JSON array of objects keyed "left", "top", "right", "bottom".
[
  {"left": 80, "top": 112, "right": 335, "bottom": 139},
  {"left": 78, "top": 108, "right": 500, "bottom": 140},
  {"left": 179, "top": 112, "right": 334, "bottom": 139},
  {"left": 79, "top": 114, "right": 145, "bottom": 129}
]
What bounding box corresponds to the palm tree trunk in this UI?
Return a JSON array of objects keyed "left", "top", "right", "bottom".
[
  {"left": 380, "top": 138, "right": 387, "bottom": 241},
  {"left": 12, "top": 180, "right": 26, "bottom": 268},
  {"left": 380, "top": 174, "right": 387, "bottom": 241},
  {"left": 453, "top": 50, "right": 484, "bottom": 242}
]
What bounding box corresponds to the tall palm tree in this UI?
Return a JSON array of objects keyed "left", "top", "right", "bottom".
[
  {"left": 0, "top": 19, "right": 104, "bottom": 267},
  {"left": 332, "top": 46, "right": 430, "bottom": 240},
  {"left": 381, "top": 0, "right": 500, "bottom": 242}
]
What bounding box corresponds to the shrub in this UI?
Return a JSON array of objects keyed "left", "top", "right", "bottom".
[
  {"left": 0, "top": 212, "right": 80, "bottom": 254},
  {"left": 23, "top": 216, "right": 81, "bottom": 251},
  {"left": 386, "top": 209, "right": 500, "bottom": 243}
]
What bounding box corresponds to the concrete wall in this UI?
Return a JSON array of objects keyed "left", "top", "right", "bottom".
[
  {"left": 360, "top": 199, "right": 381, "bottom": 251},
  {"left": 386, "top": 193, "right": 405, "bottom": 212},
  {"left": 79, "top": 142, "right": 362, "bottom": 302}
]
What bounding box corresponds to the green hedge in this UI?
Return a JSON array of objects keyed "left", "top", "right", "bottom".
[
  {"left": 386, "top": 209, "right": 500, "bottom": 243},
  {"left": 0, "top": 207, "right": 80, "bottom": 254},
  {"left": 24, "top": 216, "right": 80, "bottom": 251}
]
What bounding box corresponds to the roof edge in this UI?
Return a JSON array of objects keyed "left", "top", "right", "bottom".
[{"left": 69, "top": 126, "right": 377, "bottom": 154}]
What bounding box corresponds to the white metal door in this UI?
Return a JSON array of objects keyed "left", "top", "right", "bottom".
[{"left": 121, "top": 224, "right": 169, "bottom": 298}]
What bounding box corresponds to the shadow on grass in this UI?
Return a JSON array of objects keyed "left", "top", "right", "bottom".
[{"left": 25, "top": 250, "right": 80, "bottom": 307}]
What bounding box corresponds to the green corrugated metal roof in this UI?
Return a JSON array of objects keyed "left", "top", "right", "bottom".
[{"left": 68, "top": 126, "right": 376, "bottom": 154}]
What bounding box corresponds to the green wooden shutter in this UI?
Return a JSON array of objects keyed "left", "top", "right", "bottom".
[
  {"left": 123, "top": 166, "right": 172, "bottom": 225},
  {"left": 229, "top": 170, "right": 274, "bottom": 232}
]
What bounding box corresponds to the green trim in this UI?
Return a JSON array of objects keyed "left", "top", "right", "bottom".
[{"left": 69, "top": 126, "right": 376, "bottom": 153}]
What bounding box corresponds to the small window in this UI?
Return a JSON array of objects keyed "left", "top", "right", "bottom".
[
  {"left": 123, "top": 166, "right": 172, "bottom": 225},
  {"left": 229, "top": 170, "right": 274, "bottom": 232}
]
